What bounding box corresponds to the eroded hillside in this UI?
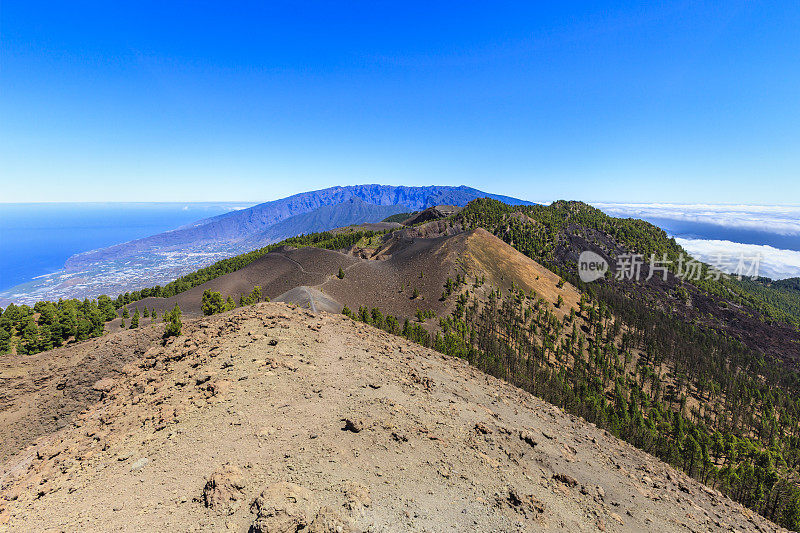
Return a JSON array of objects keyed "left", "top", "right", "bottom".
[
  {"left": 128, "top": 226, "right": 577, "bottom": 323},
  {"left": 0, "top": 304, "right": 783, "bottom": 532}
]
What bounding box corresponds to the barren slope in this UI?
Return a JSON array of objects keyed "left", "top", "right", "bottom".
[
  {"left": 128, "top": 226, "right": 578, "bottom": 324},
  {"left": 0, "top": 304, "right": 782, "bottom": 532},
  {"left": 0, "top": 326, "right": 165, "bottom": 464},
  {"left": 132, "top": 247, "right": 360, "bottom": 317}
]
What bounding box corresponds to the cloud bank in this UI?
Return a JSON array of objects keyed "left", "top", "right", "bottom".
[
  {"left": 675, "top": 237, "right": 800, "bottom": 280},
  {"left": 594, "top": 203, "right": 800, "bottom": 236}
]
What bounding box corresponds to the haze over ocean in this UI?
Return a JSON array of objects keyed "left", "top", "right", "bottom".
[{"left": 0, "top": 202, "right": 250, "bottom": 292}]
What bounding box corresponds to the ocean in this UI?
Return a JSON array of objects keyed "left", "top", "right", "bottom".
[{"left": 0, "top": 203, "right": 251, "bottom": 293}]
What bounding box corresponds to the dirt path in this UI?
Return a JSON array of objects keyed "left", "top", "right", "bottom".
[
  {"left": 304, "top": 286, "right": 318, "bottom": 312},
  {"left": 274, "top": 252, "right": 327, "bottom": 277}
]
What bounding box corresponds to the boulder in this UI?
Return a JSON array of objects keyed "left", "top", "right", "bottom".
[
  {"left": 92, "top": 378, "right": 115, "bottom": 393},
  {"left": 342, "top": 418, "right": 364, "bottom": 433},
  {"left": 250, "top": 482, "right": 316, "bottom": 533},
  {"left": 309, "top": 506, "right": 354, "bottom": 533},
  {"left": 342, "top": 482, "right": 371, "bottom": 511},
  {"left": 553, "top": 472, "right": 578, "bottom": 487},
  {"left": 203, "top": 464, "right": 245, "bottom": 515}
]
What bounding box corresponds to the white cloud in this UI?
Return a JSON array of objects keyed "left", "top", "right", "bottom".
[
  {"left": 675, "top": 237, "right": 800, "bottom": 280},
  {"left": 594, "top": 202, "right": 800, "bottom": 236}
]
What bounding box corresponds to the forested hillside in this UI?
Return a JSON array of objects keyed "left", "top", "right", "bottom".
[
  {"left": 0, "top": 298, "right": 114, "bottom": 355},
  {"left": 434, "top": 199, "right": 800, "bottom": 528},
  {"left": 457, "top": 199, "right": 800, "bottom": 332}
]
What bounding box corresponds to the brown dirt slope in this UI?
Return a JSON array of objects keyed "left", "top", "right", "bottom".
[
  {"left": 319, "top": 227, "right": 579, "bottom": 320},
  {"left": 130, "top": 226, "right": 579, "bottom": 324},
  {"left": 133, "top": 247, "right": 361, "bottom": 317},
  {"left": 463, "top": 228, "right": 580, "bottom": 317},
  {"left": 0, "top": 303, "right": 783, "bottom": 532},
  {"left": 0, "top": 325, "right": 164, "bottom": 464},
  {"left": 273, "top": 286, "right": 342, "bottom": 314}
]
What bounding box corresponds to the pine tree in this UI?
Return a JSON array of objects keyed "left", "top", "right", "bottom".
[
  {"left": 163, "top": 304, "right": 182, "bottom": 339},
  {"left": 238, "top": 286, "right": 263, "bottom": 306},
  {"left": 202, "top": 290, "right": 225, "bottom": 316},
  {"left": 337, "top": 267, "right": 345, "bottom": 279},
  {"left": 783, "top": 490, "right": 800, "bottom": 531},
  {"left": 0, "top": 327, "right": 10, "bottom": 354},
  {"left": 130, "top": 308, "right": 140, "bottom": 329},
  {"left": 20, "top": 316, "right": 39, "bottom": 355}
]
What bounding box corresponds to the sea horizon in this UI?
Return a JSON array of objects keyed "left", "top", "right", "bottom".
[{"left": 0, "top": 202, "right": 254, "bottom": 293}]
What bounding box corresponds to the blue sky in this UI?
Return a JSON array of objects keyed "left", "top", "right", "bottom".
[{"left": 1, "top": 1, "right": 799, "bottom": 204}]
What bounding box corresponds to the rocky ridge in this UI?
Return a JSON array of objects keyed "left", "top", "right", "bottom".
[{"left": 0, "top": 303, "right": 784, "bottom": 532}]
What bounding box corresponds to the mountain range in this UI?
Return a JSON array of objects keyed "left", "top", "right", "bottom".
[
  {"left": 64, "top": 185, "right": 530, "bottom": 271},
  {"left": 0, "top": 185, "right": 530, "bottom": 306}
]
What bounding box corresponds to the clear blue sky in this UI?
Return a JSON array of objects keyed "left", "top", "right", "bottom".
[{"left": 1, "top": 1, "right": 798, "bottom": 204}]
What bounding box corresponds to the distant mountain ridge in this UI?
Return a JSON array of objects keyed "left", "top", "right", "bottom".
[
  {"left": 239, "top": 197, "right": 408, "bottom": 249},
  {"left": 64, "top": 185, "right": 531, "bottom": 270}
]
